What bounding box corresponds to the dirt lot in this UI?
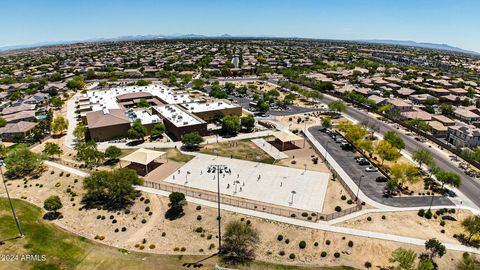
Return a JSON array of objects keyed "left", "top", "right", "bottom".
[{"left": 339, "top": 210, "right": 473, "bottom": 245}]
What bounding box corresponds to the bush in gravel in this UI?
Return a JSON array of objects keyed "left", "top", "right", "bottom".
[
  {"left": 289, "top": 253, "right": 296, "bottom": 260},
  {"left": 335, "top": 206, "right": 342, "bottom": 212},
  {"left": 209, "top": 244, "right": 215, "bottom": 250},
  {"left": 299, "top": 241, "right": 306, "bottom": 249},
  {"left": 441, "top": 229, "right": 445, "bottom": 234},
  {"left": 110, "top": 215, "right": 114, "bottom": 219},
  {"left": 326, "top": 240, "right": 331, "bottom": 245},
  {"left": 321, "top": 251, "right": 327, "bottom": 257},
  {"left": 367, "top": 216, "right": 372, "bottom": 221},
  {"left": 121, "top": 227, "right": 127, "bottom": 232},
  {"left": 197, "top": 215, "right": 202, "bottom": 221},
  {"left": 440, "top": 220, "right": 446, "bottom": 227},
  {"left": 181, "top": 247, "right": 186, "bottom": 252},
  {"left": 382, "top": 215, "right": 386, "bottom": 220},
  {"left": 347, "top": 199, "right": 353, "bottom": 205},
  {"left": 314, "top": 242, "right": 319, "bottom": 247},
  {"left": 114, "top": 228, "right": 119, "bottom": 233},
  {"left": 341, "top": 195, "right": 347, "bottom": 200},
  {"left": 141, "top": 219, "right": 146, "bottom": 224},
  {"left": 418, "top": 209, "right": 425, "bottom": 217},
  {"left": 96, "top": 215, "right": 101, "bottom": 219},
  {"left": 279, "top": 250, "right": 285, "bottom": 256},
  {"left": 301, "top": 212, "right": 308, "bottom": 217},
  {"left": 424, "top": 210, "right": 433, "bottom": 219},
  {"left": 145, "top": 206, "right": 150, "bottom": 212},
  {"left": 277, "top": 234, "right": 284, "bottom": 241},
  {"left": 196, "top": 205, "right": 201, "bottom": 211},
  {"left": 285, "top": 239, "right": 290, "bottom": 244},
  {"left": 207, "top": 234, "right": 212, "bottom": 240},
  {"left": 195, "top": 227, "right": 203, "bottom": 233},
  {"left": 144, "top": 199, "right": 150, "bottom": 204},
  {"left": 161, "top": 232, "right": 166, "bottom": 237},
  {"left": 334, "top": 252, "right": 340, "bottom": 258},
  {"left": 348, "top": 240, "right": 354, "bottom": 247},
  {"left": 149, "top": 244, "right": 155, "bottom": 249},
  {"left": 365, "top": 261, "right": 372, "bottom": 268}
]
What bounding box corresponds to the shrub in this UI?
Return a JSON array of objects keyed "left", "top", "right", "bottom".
[
  {"left": 418, "top": 209, "right": 425, "bottom": 217},
  {"left": 341, "top": 195, "right": 347, "bottom": 200},
  {"left": 197, "top": 215, "right": 202, "bottom": 221},
  {"left": 121, "top": 227, "right": 127, "bottom": 232},
  {"left": 301, "top": 212, "right": 308, "bottom": 217},
  {"left": 291, "top": 213, "right": 296, "bottom": 218},
  {"left": 321, "top": 251, "right": 327, "bottom": 257},
  {"left": 365, "top": 261, "right": 372, "bottom": 268},
  {"left": 161, "top": 232, "right": 166, "bottom": 237},
  {"left": 110, "top": 215, "right": 114, "bottom": 219},
  {"left": 314, "top": 242, "right": 319, "bottom": 247},
  {"left": 66, "top": 173, "right": 70, "bottom": 177},
  {"left": 144, "top": 199, "right": 150, "bottom": 204},
  {"left": 174, "top": 247, "right": 179, "bottom": 251},
  {"left": 440, "top": 220, "right": 446, "bottom": 227},
  {"left": 348, "top": 240, "right": 354, "bottom": 247},
  {"left": 199, "top": 249, "right": 204, "bottom": 252},
  {"left": 279, "top": 250, "right": 285, "bottom": 256},
  {"left": 196, "top": 205, "right": 201, "bottom": 211},
  {"left": 367, "top": 216, "right": 372, "bottom": 221},
  {"left": 289, "top": 253, "right": 296, "bottom": 260},
  {"left": 441, "top": 229, "right": 445, "bottom": 234},
  {"left": 347, "top": 199, "right": 353, "bottom": 205},
  {"left": 181, "top": 247, "right": 186, "bottom": 252},
  {"left": 114, "top": 228, "right": 119, "bottom": 233},
  {"left": 277, "top": 234, "right": 284, "bottom": 241},
  {"left": 149, "top": 244, "right": 155, "bottom": 249},
  {"left": 285, "top": 239, "right": 290, "bottom": 244},
  {"left": 334, "top": 252, "right": 340, "bottom": 258},
  {"left": 424, "top": 210, "right": 433, "bottom": 219},
  {"left": 195, "top": 227, "right": 203, "bottom": 233},
  {"left": 141, "top": 219, "right": 146, "bottom": 224},
  {"left": 335, "top": 206, "right": 342, "bottom": 212},
  {"left": 381, "top": 215, "right": 386, "bottom": 220},
  {"left": 208, "top": 243, "right": 215, "bottom": 250},
  {"left": 246, "top": 220, "right": 251, "bottom": 225},
  {"left": 326, "top": 240, "right": 331, "bottom": 245},
  {"left": 207, "top": 234, "right": 212, "bottom": 240},
  {"left": 125, "top": 209, "right": 130, "bottom": 214},
  {"left": 96, "top": 215, "right": 101, "bottom": 219},
  {"left": 145, "top": 206, "right": 150, "bottom": 212},
  {"left": 299, "top": 241, "right": 306, "bottom": 249},
  {"left": 112, "top": 219, "right": 117, "bottom": 224}
]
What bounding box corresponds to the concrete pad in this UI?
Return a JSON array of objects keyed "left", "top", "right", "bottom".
[
  {"left": 164, "top": 153, "right": 329, "bottom": 212},
  {"left": 251, "top": 138, "right": 288, "bottom": 159}
]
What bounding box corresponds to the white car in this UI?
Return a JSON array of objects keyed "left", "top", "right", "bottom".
[{"left": 365, "top": 166, "right": 378, "bottom": 172}]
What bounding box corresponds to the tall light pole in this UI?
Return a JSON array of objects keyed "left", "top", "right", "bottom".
[
  {"left": 355, "top": 175, "right": 365, "bottom": 202},
  {"left": 323, "top": 141, "right": 329, "bottom": 162},
  {"left": 209, "top": 164, "right": 229, "bottom": 254},
  {"left": 0, "top": 160, "right": 23, "bottom": 238}
]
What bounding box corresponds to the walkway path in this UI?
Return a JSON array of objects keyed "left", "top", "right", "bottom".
[
  {"left": 125, "top": 193, "right": 163, "bottom": 244},
  {"left": 44, "top": 160, "right": 88, "bottom": 177},
  {"left": 251, "top": 138, "right": 288, "bottom": 159}
]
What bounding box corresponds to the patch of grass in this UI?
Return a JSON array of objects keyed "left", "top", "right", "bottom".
[
  {"left": 200, "top": 140, "right": 274, "bottom": 164},
  {"left": 156, "top": 148, "right": 194, "bottom": 163}
]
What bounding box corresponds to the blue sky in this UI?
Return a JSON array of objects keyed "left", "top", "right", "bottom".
[{"left": 1, "top": 0, "right": 479, "bottom": 52}]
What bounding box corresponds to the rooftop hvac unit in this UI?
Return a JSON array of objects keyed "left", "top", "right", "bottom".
[{"left": 183, "top": 121, "right": 188, "bottom": 125}]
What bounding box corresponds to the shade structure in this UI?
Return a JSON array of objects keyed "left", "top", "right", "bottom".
[
  {"left": 120, "top": 148, "right": 165, "bottom": 166},
  {"left": 271, "top": 131, "right": 303, "bottom": 151}
]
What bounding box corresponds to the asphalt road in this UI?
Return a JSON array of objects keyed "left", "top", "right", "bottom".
[
  {"left": 319, "top": 94, "right": 480, "bottom": 208},
  {"left": 308, "top": 127, "right": 453, "bottom": 207}
]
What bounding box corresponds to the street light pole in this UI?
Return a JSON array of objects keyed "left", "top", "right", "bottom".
[
  {"left": 0, "top": 161, "right": 23, "bottom": 238},
  {"left": 355, "top": 175, "right": 365, "bottom": 202},
  {"left": 324, "top": 141, "right": 329, "bottom": 162},
  {"left": 216, "top": 165, "right": 221, "bottom": 252}
]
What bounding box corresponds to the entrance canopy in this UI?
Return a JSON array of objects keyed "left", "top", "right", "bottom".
[
  {"left": 272, "top": 130, "right": 302, "bottom": 143},
  {"left": 120, "top": 148, "right": 165, "bottom": 166}
]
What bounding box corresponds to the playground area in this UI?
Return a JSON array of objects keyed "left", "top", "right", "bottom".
[{"left": 163, "top": 153, "right": 329, "bottom": 212}]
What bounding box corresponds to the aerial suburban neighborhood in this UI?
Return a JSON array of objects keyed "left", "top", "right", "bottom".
[{"left": 1, "top": 1, "right": 480, "bottom": 270}]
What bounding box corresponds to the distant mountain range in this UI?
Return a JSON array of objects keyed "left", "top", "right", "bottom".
[
  {"left": 0, "top": 34, "right": 478, "bottom": 55},
  {"left": 360, "top": 39, "right": 479, "bottom": 55}
]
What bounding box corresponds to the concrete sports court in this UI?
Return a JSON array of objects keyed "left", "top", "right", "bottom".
[{"left": 164, "top": 153, "right": 329, "bottom": 212}]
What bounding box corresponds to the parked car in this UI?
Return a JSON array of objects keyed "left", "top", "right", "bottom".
[
  {"left": 365, "top": 166, "right": 378, "bottom": 172},
  {"left": 375, "top": 176, "right": 388, "bottom": 182},
  {"left": 444, "top": 189, "right": 457, "bottom": 197},
  {"left": 341, "top": 143, "right": 354, "bottom": 150},
  {"left": 358, "top": 160, "right": 370, "bottom": 166}
]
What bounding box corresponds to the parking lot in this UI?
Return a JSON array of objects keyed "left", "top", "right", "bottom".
[{"left": 308, "top": 126, "right": 453, "bottom": 207}]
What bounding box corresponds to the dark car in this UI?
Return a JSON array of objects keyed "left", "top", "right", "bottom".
[
  {"left": 358, "top": 160, "right": 370, "bottom": 166},
  {"left": 375, "top": 176, "right": 388, "bottom": 182}
]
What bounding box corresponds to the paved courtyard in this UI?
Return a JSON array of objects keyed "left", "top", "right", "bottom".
[{"left": 163, "top": 153, "right": 329, "bottom": 212}]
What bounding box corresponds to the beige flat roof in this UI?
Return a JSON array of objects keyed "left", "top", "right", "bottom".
[{"left": 120, "top": 148, "right": 165, "bottom": 166}]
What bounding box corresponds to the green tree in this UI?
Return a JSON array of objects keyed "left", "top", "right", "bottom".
[
  {"left": 413, "top": 149, "right": 434, "bottom": 169},
  {"left": 83, "top": 168, "right": 143, "bottom": 209},
  {"left": 220, "top": 220, "right": 260, "bottom": 263},
  {"left": 384, "top": 131, "right": 405, "bottom": 151},
  {"left": 283, "top": 93, "right": 297, "bottom": 105},
  {"left": 105, "top": 146, "right": 122, "bottom": 161},
  {"left": 344, "top": 124, "right": 368, "bottom": 145},
  {"left": 457, "top": 252, "right": 480, "bottom": 270},
  {"left": 389, "top": 247, "right": 417, "bottom": 270},
  {"left": 378, "top": 104, "right": 393, "bottom": 114},
  {"left": 376, "top": 140, "right": 401, "bottom": 165},
  {"left": 461, "top": 215, "right": 480, "bottom": 244},
  {"left": 86, "top": 68, "right": 96, "bottom": 80},
  {"left": 192, "top": 79, "right": 205, "bottom": 90},
  {"left": 389, "top": 163, "right": 420, "bottom": 186},
  {"left": 256, "top": 100, "right": 270, "bottom": 113},
  {"left": 66, "top": 76, "right": 85, "bottom": 90},
  {"left": 4, "top": 146, "right": 44, "bottom": 178},
  {"left": 328, "top": 100, "right": 346, "bottom": 113},
  {"left": 73, "top": 123, "right": 86, "bottom": 142},
  {"left": 136, "top": 79, "right": 151, "bottom": 86},
  {"left": 50, "top": 97, "right": 64, "bottom": 109},
  {"left": 127, "top": 121, "right": 147, "bottom": 140},
  {"left": 424, "top": 238, "right": 446, "bottom": 260},
  {"left": 165, "top": 192, "right": 186, "bottom": 220},
  {"left": 49, "top": 72, "right": 62, "bottom": 81},
  {"left": 224, "top": 82, "right": 236, "bottom": 93},
  {"left": 222, "top": 115, "right": 241, "bottom": 135},
  {"left": 241, "top": 114, "right": 255, "bottom": 131},
  {"left": 75, "top": 141, "right": 104, "bottom": 166},
  {"left": 0, "top": 117, "right": 6, "bottom": 128},
  {"left": 321, "top": 116, "right": 332, "bottom": 128},
  {"left": 42, "top": 142, "right": 63, "bottom": 159},
  {"left": 50, "top": 116, "right": 69, "bottom": 135},
  {"left": 44, "top": 195, "right": 63, "bottom": 214},
  {"left": 358, "top": 139, "right": 374, "bottom": 156},
  {"left": 181, "top": 132, "right": 204, "bottom": 149},
  {"left": 151, "top": 122, "right": 166, "bottom": 138},
  {"left": 435, "top": 170, "right": 462, "bottom": 189},
  {"left": 137, "top": 98, "right": 150, "bottom": 108}
]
